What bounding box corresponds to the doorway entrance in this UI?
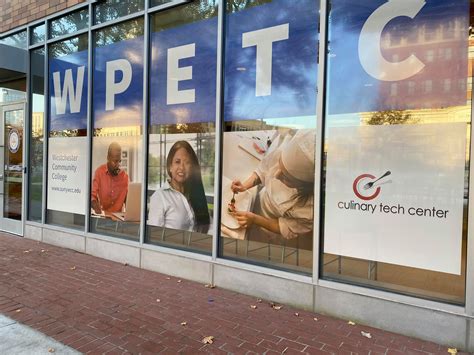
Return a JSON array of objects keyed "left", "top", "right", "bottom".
[{"left": 0, "top": 103, "right": 24, "bottom": 235}]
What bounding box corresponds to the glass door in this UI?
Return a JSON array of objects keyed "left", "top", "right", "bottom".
[{"left": 0, "top": 104, "right": 24, "bottom": 235}]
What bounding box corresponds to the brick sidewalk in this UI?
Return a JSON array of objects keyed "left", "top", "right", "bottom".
[{"left": 0, "top": 233, "right": 467, "bottom": 354}]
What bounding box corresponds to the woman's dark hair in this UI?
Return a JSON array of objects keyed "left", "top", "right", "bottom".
[{"left": 167, "top": 140, "right": 210, "bottom": 228}]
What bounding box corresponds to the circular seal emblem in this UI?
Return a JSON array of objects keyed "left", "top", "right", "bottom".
[{"left": 8, "top": 128, "right": 20, "bottom": 154}]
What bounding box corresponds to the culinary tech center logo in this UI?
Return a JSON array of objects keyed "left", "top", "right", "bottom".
[{"left": 352, "top": 171, "right": 391, "bottom": 201}]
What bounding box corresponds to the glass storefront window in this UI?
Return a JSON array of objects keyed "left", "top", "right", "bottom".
[
  {"left": 28, "top": 48, "right": 45, "bottom": 222},
  {"left": 219, "top": 0, "right": 320, "bottom": 273},
  {"left": 321, "top": 0, "right": 471, "bottom": 304},
  {"left": 94, "top": 0, "right": 144, "bottom": 24},
  {"left": 145, "top": 0, "right": 218, "bottom": 254},
  {"left": 46, "top": 35, "right": 88, "bottom": 230},
  {"left": 31, "top": 24, "right": 46, "bottom": 45},
  {"left": 49, "top": 9, "right": 89, "bottom": 39},
  {"left": 149, "top": 0, "right": 174, "bottom": 9},
  {"left": 0, "top": 31, "right": 27, "bottom": 49},
  {"left": 90, "top": 19, "right": 144, "bottom": 241}
]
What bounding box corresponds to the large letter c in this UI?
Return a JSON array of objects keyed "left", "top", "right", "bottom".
[{"left": 358, "top": 0, "right": 426, "bottom": 82}]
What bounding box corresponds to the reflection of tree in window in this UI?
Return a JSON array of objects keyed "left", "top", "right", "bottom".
[
  {"left": 95, "top": 19, "right": 144, "bottom": 47},
  {"left": 50, "top": 9, "right": 89, "bottom": 39},
  {"left": 151, "top": 0, "right": 218, "bottom": 33},
  {"left": 0, "top": 31, "right": 27, "bottom": 49},
  {"left": 94, "top": 0, "right": 144, "bottom": 24},
  {"left": 49, "top": 35, "right": 88, "bottom": 59},
  {"left": 367, "top": 110, "right": 416, "bottom": 125},
  {"left": 226, "top": 0, "right": 271, "bottom": 13}
]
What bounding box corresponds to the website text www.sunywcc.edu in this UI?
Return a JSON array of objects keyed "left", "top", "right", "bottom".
[
  {"left": 51, "top": 186, "right": 81, "bottom": 194},
  {"left": 337, "top": 200, "right": 449, "bottom": 219}
]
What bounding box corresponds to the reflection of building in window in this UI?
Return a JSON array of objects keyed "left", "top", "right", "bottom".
[
  {"left": 441, "top": 47, "right": 453, "bottom": 60},
  {"left": 390, "top": 83, "right": 398, "bottom": 96},
  {"left": 225, "top": 119, "right": 274, "bottom": 132},
  {"left": 93, "top": 126, "right": 141, "bottom": 137},
  {"left": 32, "top": 112, "right": 44, "bottom": 136},
  {"left": 422, "top": 80, "right": 433, "bottom": 94},
  {"left": 379, "top": 15, "right": 467, "bottom": 110},
  {"left": 443, "top": 78, "right": 452, "bottom": 93},
  {"left": 443, "top": 20, "right": 456, "bottom": 40},
  {"left": 425, "top": 49, "right": 434, "bottom": 62},
  {"left": 360, "top": 105, "right": 471, "bottom": 126}
]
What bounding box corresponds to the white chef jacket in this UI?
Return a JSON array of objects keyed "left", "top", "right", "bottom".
[
  {"left": 148, "top": 180, "right": 195, "bottom": 231},
  {"left": 254, "top": 137, "right": 314, "bottom": 240}
]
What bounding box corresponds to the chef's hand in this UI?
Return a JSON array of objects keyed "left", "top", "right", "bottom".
[
  {"left": 91, "top": 200, "right": 102, "bottom": 215},
  {"left": 233, "top": 211, "right": 256, "bottom": 228},
  {"left": 231, "top": 180, "right": 246, "bottom": 193}
]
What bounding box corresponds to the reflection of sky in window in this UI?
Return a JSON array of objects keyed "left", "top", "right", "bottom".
[
  {"left": 50, "top": 9, "right": 89, "bottom": 39},
  {"left": 326, "top": 0, "right": 469, "bottom": 123},
  {"left": 94, "top": 36, "right": 144, "bottom": 128},
  {"left": 224, "top": 0, "right": 318, "bottom": 122},
  {"left": 0, "top": 31, "right": 27, "bottom": 49},
  {"left": 49, "top": 48, "right": 88, "bottom": 131},
  {"left": 32, "top": 94, "right": 44, "bottom": 112},
  {"left": 94, "top": 0, "right": 144, "bottom": 24},
  {"left": 31, "top": 24, "right": 46, "bottom": 45},
  {"left": 264, "top": 115, "right": 316, "bottom": 129},
  {"left": 326, "top": 113, "right": 360, "bottom": 131}
]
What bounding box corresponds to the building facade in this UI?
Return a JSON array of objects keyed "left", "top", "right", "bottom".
[{"left": 1, "top": 0, "right": 473, "bottom": 350}]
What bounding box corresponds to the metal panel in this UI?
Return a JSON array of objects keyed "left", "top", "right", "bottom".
[
  {"left": 85, "top": 2, "right": 92, "bottom": 235},
  {"left": 0, "top": 44, "right": 27, "bottom": 75},
  {"left": 465, "top": 59, "right": 474, "bottom": 315},
  {"left": 313, "top": 0, "right": 328, "bottom": 284},
  {"left": 212, "top": 0, "right": 224, "bottom": 261},
  {"left": 139, "top": 0, "right": 149, "bottom": 247}
]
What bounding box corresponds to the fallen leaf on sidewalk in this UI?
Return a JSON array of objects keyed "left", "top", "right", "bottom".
[
  {"left": 48, "top": 348, "right": 55, "bottom": 353},
  {"left": 361, "top": 331, "right": 372, "bottom": 339},
  {"left": 202, "top": 336, "right": 214, "bottom": 344},
  {"left": 204, "top": 284, "right": 215, "bottom": 288},
  {"left": 348, "top": 321, "right": 356, "bottom": 326},
  {"left": 250, "top": 305, "right": 257, "bottom": 309},
  {"left": 181, "top": 321, "right": 187, "bottom": 326},
  {"left": 448, "top": 348, "right": 458, "bottom": 354},
  {"left": 70, "top": 266, "right": 76, "bottom": 270}
]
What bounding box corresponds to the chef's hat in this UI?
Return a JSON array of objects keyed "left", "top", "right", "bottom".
[{"left": 280, "top": 129, "right": 316, "bottom": 183}]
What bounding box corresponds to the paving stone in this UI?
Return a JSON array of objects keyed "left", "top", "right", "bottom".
[{"left": 0, "top": 232, "right": 466, "bottom": 354}]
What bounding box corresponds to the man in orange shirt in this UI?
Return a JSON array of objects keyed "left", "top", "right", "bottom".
[{"left": 91, "top": 142, "right": 129, "bottom": 214}]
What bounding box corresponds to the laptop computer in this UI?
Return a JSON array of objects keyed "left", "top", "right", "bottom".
[{"left": 112, "top": 182, "right": 142, "bottom": 222}]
